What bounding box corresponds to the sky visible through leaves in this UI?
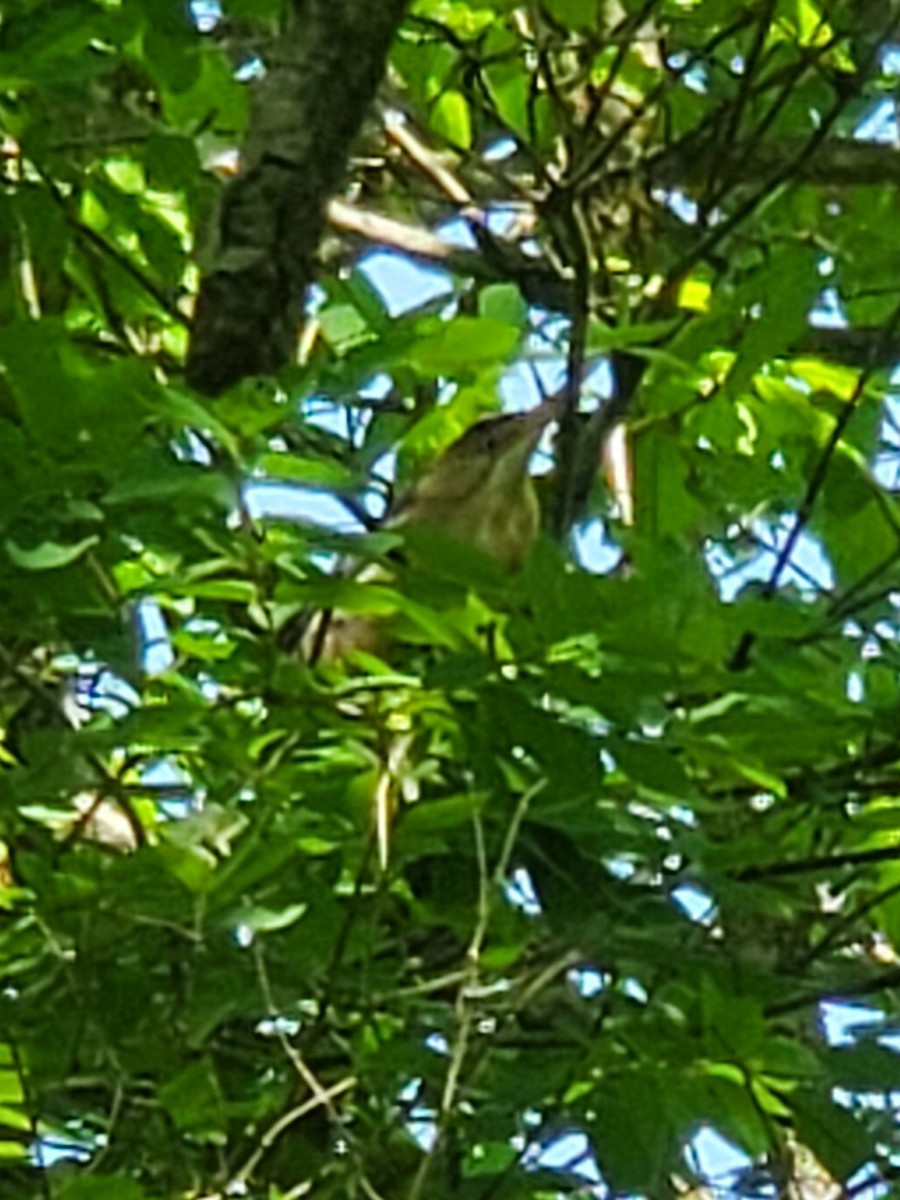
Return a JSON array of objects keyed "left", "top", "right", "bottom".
[
  {"left": 7, "top": 0, "right": 900, "bottom": 1196},
  {"left": 213, "top": 20, "right": 900, "bottom": 1189},
  {"left": 142, "top": 67, "right": 900, "bottom": 1195}
]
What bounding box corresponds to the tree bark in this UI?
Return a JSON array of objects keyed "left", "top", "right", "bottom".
[{"left": 186, "top": 0, "right": 407, "bottom": 395}]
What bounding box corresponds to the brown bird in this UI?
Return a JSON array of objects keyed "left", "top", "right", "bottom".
[
  {"left": 296, "top": 402, "right": 557, "bottom": 868},
  {"left": 302, "top": 402, "right": 557, "bottom": 665}
]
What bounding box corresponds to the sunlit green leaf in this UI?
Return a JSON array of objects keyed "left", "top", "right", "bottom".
[
  {"left": 410, "top": 316, "right": 520, "bottom": 373},
  {"left": 5, "top": 536, "right": 99, "bottom": 570},
  {"left": 431, "top": 89, "right": 472, "bottom": 148}
]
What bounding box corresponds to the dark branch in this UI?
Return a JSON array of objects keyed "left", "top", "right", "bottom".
[
  {"left": 186, "top": 0, "right": 407, "bottom": 395},
  {"left": 738, "top": 844, "right": 900, "bottom": 881}
]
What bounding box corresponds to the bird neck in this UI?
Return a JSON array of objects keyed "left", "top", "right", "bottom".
[{"left": 402, "top": 475, "right": 541, "bottom": 572}]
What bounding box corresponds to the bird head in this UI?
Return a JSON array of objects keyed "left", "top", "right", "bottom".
[{"left": 391, "top": 403, "right": 557, "bottom": 570}]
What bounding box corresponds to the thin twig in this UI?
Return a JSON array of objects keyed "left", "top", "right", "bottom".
[
  {"left": 804, "top": 878, "right": 900, "bottom": 965},
  {"left": 35, "top": 166, "right": 189, "bottom": 325},
  {"left": 407, "top": 780, "right": 545, "bottom": 1200},
  {"left": 382, "top": 110, "right": 477, "bottom": 213},
  {"left": 717, "top": 0, "right": 779, "bottom": 161},
  {"left": 83, "top": 1079, "right": 124, "bottom": 1175},
  {"left": 737, "top": 844, "right": 900, "bottom": 882},
  {"left": 251, "top": 934, "right": 341, "bottom": 1119},
  {"left": 675, "top": 9, "right": 900, "bottom": 279},
  {"left": 228, "top": 1076, "right": 357, "bottom": 1190},
  {"left": 578, "top": 0, "right": 663, "bottom": 152},
  {"left": 567, "top": 13, "right": 753, "bottom": 191},
  {"left": 765, "top": 966, "right": 900, "bottom": 1018},
  {"left": 730, "top": 291, "right": 900, "bottom": 670}
]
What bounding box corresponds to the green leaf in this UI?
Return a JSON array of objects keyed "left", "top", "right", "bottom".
[
  {"left": 790, "top": 358, "right": 861, "bottom": 402},
  {"left": 543, "top": 0, "right": 596, "bottom": 28},
  {"left": 0, "top": 1067, "right": 23, "bottom": 1106},
  {"left": 399, "top": 793, "right": 482, "bottom": 838},
  {"left": 826, "top": 1042, "right": 900, "bottom": 1091},
  {"left": 319, "top": 302, "right": 373, "bottom": 351},
  {"left": 159, "top": 43, "right": 248, "bottom": 133},
  {"left": 431, "top": 89, "right": 472, "bottom": 147},
  {"left": 727, "top": 243, "right": 821, "bottom": 396},
  {"left": 229, "top": 902, "right": 307, "bottom": 933},
  {"left": 257, "top": 453, "right": 358, "bottom": 489},
  {"left": 6, "top": 535, "right": 99, "bottom": 570},
  {"left": 176, "top": 579, "right": 258, "bottom": 602},
  {"left": 587, "top": 317, "right": 681, "bottom": 352},
  {"left": 791, "top": 1091, "right": 872, "bottom": 1181},
  {"left": 478, "top": 283, "right": 527, "bottom": 328},
  {"left": 61, "top": 1178, "right": 146, "bottom": 1200},
  {"left": 612, "top": 738, "right": 694, "bottom": 799},
  {"left": 410, "top": 317, "right": 520, "bottom": 374},
  {"left": 158, "top": 1058, "right": 225, "bottom": 1133},
  {"left": 816, "top": 499, "right": 897, "bottom": 585},
  {"left": 590, "top": 1074, "right": 674, "bottom": 1192},
  {"left": 104, "top": 458, "right": 232, "bottom": 507}
]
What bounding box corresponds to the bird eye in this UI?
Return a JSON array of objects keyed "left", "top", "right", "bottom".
[{"left": 475, "top": 417, "right": 511, "bottom": 455}]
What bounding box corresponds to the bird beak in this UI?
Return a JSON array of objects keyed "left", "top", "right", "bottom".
[
  {"left": 485, "top": 402, "right": 558, "bottom": 484},
  {"left": 523, "top": 400, "right": 559, "bottom": 429},
  {"left": 509, "top": 400, "right": 558, "bottom": 452}
]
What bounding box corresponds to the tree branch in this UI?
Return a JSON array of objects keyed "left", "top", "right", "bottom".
[
  {"left": 186, "top": 0, "right": 407, "bottom": 395},
  {"left": 651, "top": 138, "right": 900, "bottom": 192}
]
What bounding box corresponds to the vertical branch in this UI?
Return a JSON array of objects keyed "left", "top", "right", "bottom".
[
  {"left": 550, "top": 200, "right": 592, "bottom": 540},
  {"left": 729, "top": 293, "right": 900, "bottom": 670},
  {"left": 407, "top": 781, "right": 544, "bottom": 1200},
  {"left": 187, "top": 0, "right": 408, "bottom": 395}
]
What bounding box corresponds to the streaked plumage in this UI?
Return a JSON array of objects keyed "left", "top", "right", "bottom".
[{"left": 302, "top": 404, "right": 555, "bottom": 664}]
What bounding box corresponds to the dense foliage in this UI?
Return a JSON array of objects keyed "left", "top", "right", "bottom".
[{"left": 3, "top": 1, "right": 900, "bottom": 1196}]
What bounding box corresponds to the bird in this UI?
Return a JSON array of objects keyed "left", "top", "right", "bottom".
[
  {"left": 390, "top": 402, "right": 556, "bottom": 570},
  {"left": 293, "top": 402, "right": 557, "bottom": 869},
  {"left": 299, "top": 401, "right": 557, "bottom": 665}
]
